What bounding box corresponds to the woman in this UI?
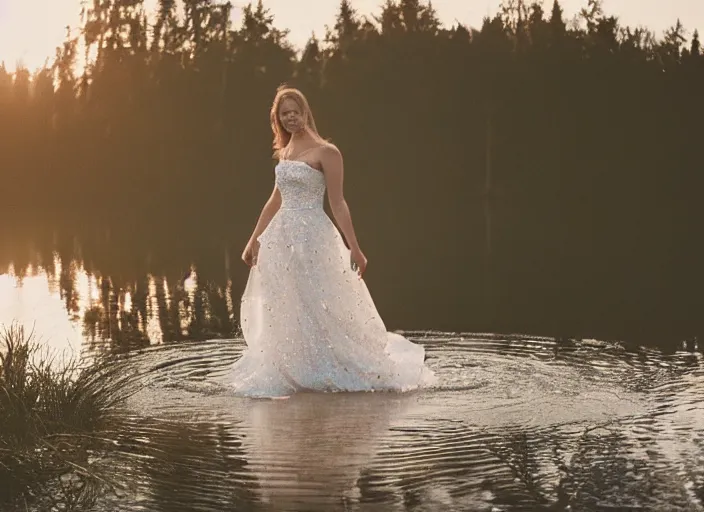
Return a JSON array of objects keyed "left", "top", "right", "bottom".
[{"left": 227, "top": 85, "right": 434, "bottom": 398}]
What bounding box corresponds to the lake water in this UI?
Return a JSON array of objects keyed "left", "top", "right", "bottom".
[{"left": 1, "top": 255, "right": 703, "bottom": 511}]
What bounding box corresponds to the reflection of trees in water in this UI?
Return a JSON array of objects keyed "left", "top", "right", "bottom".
[
  {"left": 0, "top": 238, "right": 238, "bottom": 351},
  {"left": 109, "top": 418, "right": 261, "bottom": 512},
  {"left": 355, "top": 427, "right": 535, "bottom": 510},
  {"left": 485, "top": 422, "right": 702, "bottom": 510},
  {"left": 80, "top": 270, "right": 237, "bottom": 350},
  {"left": 351, "top": 416, "right": 703, "bottom": 511}
]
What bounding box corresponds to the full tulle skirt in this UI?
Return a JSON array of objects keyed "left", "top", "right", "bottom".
[{"left": 224, "top": 207, "right": 435, "bottom": 398}]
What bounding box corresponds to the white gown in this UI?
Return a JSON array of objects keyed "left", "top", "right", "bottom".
[{"left": 226, "top": 159, "right": 435, "bottom": 398}]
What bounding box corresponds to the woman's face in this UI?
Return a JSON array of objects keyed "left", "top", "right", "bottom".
[{"left": 278, "top": 97, "right": 305, "bottom": 134}]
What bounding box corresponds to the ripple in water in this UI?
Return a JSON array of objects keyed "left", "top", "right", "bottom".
[{"left": 94, "top": 333, "right": 703, "bottom": 512}]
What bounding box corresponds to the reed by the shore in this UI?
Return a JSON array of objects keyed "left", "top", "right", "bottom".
[{"left": 0, "top": 323, "right": 136, "bottom": 511}]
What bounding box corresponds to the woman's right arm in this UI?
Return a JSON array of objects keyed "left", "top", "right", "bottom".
[
  {"left": 248, "top": 184, "right": 282, "bottom": 243},
  {"left": 242, "top": 184, "right": 281, "bottom": 266}
]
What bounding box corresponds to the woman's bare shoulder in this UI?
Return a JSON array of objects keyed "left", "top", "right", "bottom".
[{"left": 319, "top": 142, "right": 341, "bottom": 158}]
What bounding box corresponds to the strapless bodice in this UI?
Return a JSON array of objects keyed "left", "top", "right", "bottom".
[{"left": 275, "top": 160, "right": 326, "bottom": 210}]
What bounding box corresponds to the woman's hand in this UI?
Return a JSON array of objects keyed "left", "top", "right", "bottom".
[
  {"left": 350, "top": 246, "right": 367, "bottom": 277},
  {"left": 242, "top": 239, "right": 260, "bottom": 267}
]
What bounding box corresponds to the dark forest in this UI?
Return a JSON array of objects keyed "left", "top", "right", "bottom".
[{"left": 1, "top": 0, "right": 701, "bottom": 347}]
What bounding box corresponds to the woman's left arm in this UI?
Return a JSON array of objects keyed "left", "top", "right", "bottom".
[{"left": 321, "top": 145, "right": 367, "bottom": 274}]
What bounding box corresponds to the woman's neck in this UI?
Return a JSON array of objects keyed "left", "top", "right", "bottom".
[{"left": 290, "top": 129, "right": 314, "bottom": 144}]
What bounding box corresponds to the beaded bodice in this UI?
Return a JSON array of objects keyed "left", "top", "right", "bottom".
[{"left": 275, "top": 160, "right": 326, "bottom": 210}]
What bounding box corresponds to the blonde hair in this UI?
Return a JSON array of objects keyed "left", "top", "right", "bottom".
[{"left": 270, "top": 85, "right": 326, "bottom": 159}]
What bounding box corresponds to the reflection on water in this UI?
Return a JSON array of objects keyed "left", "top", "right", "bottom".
[
  {"left": 2, "top": 247, "right": 703, "bottom": 511},
  {"left": 0, "top": 252, "right": 238, "bottom": 355},
  {"left": 88, "top": 336, "right": 703, "bottom": 512}
]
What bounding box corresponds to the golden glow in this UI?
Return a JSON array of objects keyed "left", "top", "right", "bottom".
[
  {"left": 0, "top": 0, "right": 82, "bottom": 72},
  {"left": 1, "top": 251, "right": 231, "bottom": 352},
  {"left": 184, "top": 268, "right": 197, "bottom": 296},
  {"left": 1, "top": 257, "right": 105, "bottom": 356},
  {"left": 0, "top": 263, "right": 82, "bottom": 357},
  {"left": 123, "top": 291, "right": 133, "bottom": 313},
  {"left": 147, "top": 275, "right": 164, "bottom": 345},
  {"left": 0, "top": 0, "right": 700, "bottom": 74},
  {"left": 180, "top": 267, "right": 197, "bottom": 333}
]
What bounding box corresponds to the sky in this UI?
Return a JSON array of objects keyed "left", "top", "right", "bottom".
[{"left": 0, "top": 0, "right": 703, "bottom": 71}]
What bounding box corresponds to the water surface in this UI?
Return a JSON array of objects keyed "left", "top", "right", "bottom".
[
  {"left": 1, "top": 256, "right": 702, "bottom": 511},
  {"left": 92, "top": 334, "right": 703, "bottom": 512}
]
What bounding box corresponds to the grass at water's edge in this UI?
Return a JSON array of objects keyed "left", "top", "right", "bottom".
[{"left": 0, "top": 323, "right": 137, "bottom": 511}]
